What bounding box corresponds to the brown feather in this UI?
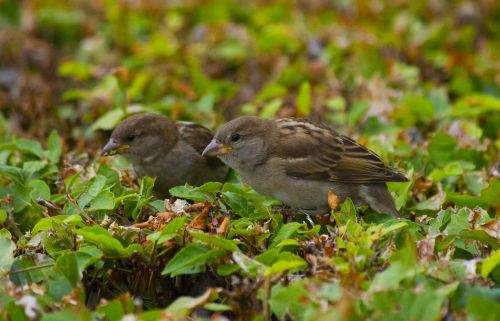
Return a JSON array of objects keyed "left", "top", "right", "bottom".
[
  {"left": 271, "top": 118, "right": 408, "bottom": 183},
  {"left": 176, "top": 121, "right": 215, "bottom": 155}
]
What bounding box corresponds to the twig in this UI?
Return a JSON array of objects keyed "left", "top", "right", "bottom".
[
  {"left": 9, "top": 263, "right": 55, "bottom": 275},
  {"left": 263, "top": 276, "right": 271, "bottom": 321}
]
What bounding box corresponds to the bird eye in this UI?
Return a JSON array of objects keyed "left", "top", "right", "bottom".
[
  {"left": 126, "top": 134, "right": 136, "bottom": 142},
  {"left": 231, "top": 133, "right": 241, "bottom": 142}
]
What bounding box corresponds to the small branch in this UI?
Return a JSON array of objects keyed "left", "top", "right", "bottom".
[
  {"left": 263, "top": 276, "right": 271, "bottom": 321},
  {"left": 9, "top": 263, "right": 55, "bottom": 275}
]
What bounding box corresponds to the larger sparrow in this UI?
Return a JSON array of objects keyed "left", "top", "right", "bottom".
[
  {"left": 202, "top": 116, "right": 408, "bottom": 217},
  {"left": 102, "top": 113, "right": 228, "bottom": 197}
]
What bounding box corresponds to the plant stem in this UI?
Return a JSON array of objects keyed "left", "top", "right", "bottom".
[
  {"left": 9, "top": 263, "right": 55, "bottom": 275},
  {"left": 263, "top": 275, "right": 271, "bottom": 321}
]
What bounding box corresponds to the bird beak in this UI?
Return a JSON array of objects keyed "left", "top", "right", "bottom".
[
  {"left": 102, "top": 139, "right": 130, "bottom": 155},
  {"left": 202, "top": 139, "right": 231, "bottom": 157}
]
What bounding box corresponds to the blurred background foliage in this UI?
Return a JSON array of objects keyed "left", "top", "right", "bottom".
[{"left": 0, "top": 0, "right": 499, "bottom": 320}]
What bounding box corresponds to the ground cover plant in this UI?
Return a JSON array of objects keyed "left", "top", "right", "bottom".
[{"left": 0, "top": 0, "right": 499, "bottom": 320}]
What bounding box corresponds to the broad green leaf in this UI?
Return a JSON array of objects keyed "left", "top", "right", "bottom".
[
  {"left": 147, "top": 216, "right": 185, "bottom": 243},
  {"left": 0, "top": 229, "right": 15, "bottom": 274},
  {"left": 217, "top": 263, "right": 239, "bottom": 276},
  {"left": 0, "top": 209, "right": 6, "bottom": 224},
  {"left": 28, "top": 179, "right": 51, "bottom": 201},
  {"left": 296, "top": 81, "right": 311, "bottom": 116},
  {"left": 264, "top": 253, "right": 307, "bottom": 276},
  {"left": 204, "top": 303, "right": 232, "bottom": 312},
  {"left": 15, "top": 138, "right": 44, "bottom": 157},
  {"left": 347, "top": 100, "right": 369, "bottom": 127},
  {"left": 259, "top": 98, "right": 282, "bottom": 119},
  {"left": 74, "top": 226, "right": 142, "bottom": 257},
  {"left": 89, "top": 190, "right": 115, "bottom": 211},
  {"left": 162, "top": 243, "right": 223, "bottom": 277},
  {"left": 232, "top": 252, "right": 265, "bottom": 277},
  {"left": 480, "top": 179, "right": 500, "bottom": 207},
  {"left": 32, "top": 215, "right": 82, "bottom": 234},
  {"left": 169, "top": 182, "right": 222, "bottom": 202},
  {"left": 270, "top": 222, "right": 304, "bottom": 248},
  {"left": 428, "top": 161, "right": 463, "bottom": 182},
  {"left": 467, "top": 295, "right": 500, "bottom": 321},
  {"left": 90, "top": 105, "right": 149, "bottom": 131},
  {"left": 269, "top": 281, "right": 314, "bottom": 321},
  {"left": 88, "top": 175, "right": 107, "bottom": 197},
  {"left": 46, "top": 130, "right": 62, "bottom": 164},
  {"left": 190, "top": 231, "right": 240, "bottom": 252},
  {"left": 482, "top": 250, "right": 500, "bottom": 278},
  {"left": 76, "top": 245, "right": 103, "bottom": 275}
]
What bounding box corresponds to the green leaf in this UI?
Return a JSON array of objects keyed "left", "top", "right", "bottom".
[
  {"left": 190, "top": 231, "right": 240, "bottom": 252},
  {"left": 28, "top": 179, "right": 51, "bottom": 201},
  {"left": 204, "top": 303, "right": 232, "bottom": 312},
  {"left": 460, "top": 230, "right": 500, "bottom": 250},
  {"left": 162, "top": 243, "right": 223, "bottom": 277},
  {"left": 216, "top": 263, "right": 240, "bottom": 276},
  {"left": 480, "top": 179, "right": 500, "bottom": 207},
  {"left": 264, "top": 252, "right": 307, "bottom": 276},
  {"left": 88, "top": 190, "right": 115, "bottom": 211},
  {"left": 414, "top": 191, "right": 446, "bottom": 211},
  {"left": 0, "top": 229, "right": 15, "bottom": 274},
  {"left": 0, "top": 209, "right": 6, "bottom": 224},
  {"left": 89, "top": 105, "right": 149, "bottom": 131},
  {"left": 53, "top": 252, "right": 80, "bottom": 286},
  {"left": 296, "top": 81, "right": 311, "bottom": 116},
  {"left": 88, "top": 175, "right": 107, "bottom": 197},
  {"left": 46, "top": 130, "right": 62, "bottom": 164},
  {"left": 269, "top": 281, "right": 313, "bottom": 320},
  {"left": 270, "top": 222, "right": 304, "bottom": 248},
  {"left": 259, "top": 98, "right": 282, "bottom": 119},
  {"left": 232, "top": 252, "right": 265, "bottom": 277},
  {"left": 347, "top": 100, "right": 369, "bottom": 127},
  {"left": 32, "top": 215, "right": 82, "bottom": 234},
  {"left": 467, "top": 295, "right": 500, "bottom": 321},
  {"left": 75, "top": 245, "right": 103, "bottom": 274},
  {"left": 428, "top": 161, "right": 463, "bottom": 182},
  {"left": 15, "top": 138, "right": 44, "bottom": 158},
  {"left": 445, "top": 208, "right": 470, "bottom": 235},
  {"left": 169, "top": 182, "right": 222, "bottom": 202},
  {"left": 74, "top": 226, "right": 142, "bottom": 257},
  {"left": 147, "top": 216, "right": 185, "bottom": 243},
  {"left": 320, "top": 282, "right": 342, "bottom": 302},
  {"left": 482, "top": 250, "right": 500, "bottom": 278}
]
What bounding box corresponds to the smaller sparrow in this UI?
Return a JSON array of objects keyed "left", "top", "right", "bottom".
[
  {"left": 102, "top": 113, "right": 228, "bottom": 197},
  {"left": 203, "top": 116, "right": 408, "bottom": 217}
]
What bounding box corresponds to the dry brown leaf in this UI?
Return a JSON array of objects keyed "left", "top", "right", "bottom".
[
  {"left": 110, "top": 66, "right": 130, "bottom": 84},
  {"left": 186, "top": 202, "right": 209, "bottom": 212},
  {"left": 189, "top": 206, "right": 209, "bottom": 230},
  {"left": 328, "top": 190, "right": 340, "bottom": 210},
  {"left": 479, "top": 220, "right": 500, "bottom": 239},
  {"left": 217, "top": 216, "right": 230, "bottom": 236},
  {"left": 324, "top": 239, "right": 334, "bottom": 257},
  {"left": 417, "top": 235, "right": 435, "bottom": 263}
]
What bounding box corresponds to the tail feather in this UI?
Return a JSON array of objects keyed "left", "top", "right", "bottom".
[{"left": 359, "top": 184, "right": 401, "bottom": 217}]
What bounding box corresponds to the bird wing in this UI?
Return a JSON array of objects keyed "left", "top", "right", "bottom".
[
  {"left": 176, "top": 121, "right": 215, "bottom": 155},
  {"left": 273, "top": 118, "right": 408, "bottom": 183}
]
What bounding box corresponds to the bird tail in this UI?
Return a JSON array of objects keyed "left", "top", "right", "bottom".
[{"left": 359, "top": 184, "right": 401, "bottom": 217}]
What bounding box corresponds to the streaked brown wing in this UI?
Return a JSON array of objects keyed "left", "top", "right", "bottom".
[
  {"left": 176, "top": 121, "right": 214, "bottom": 155},
  {"left": 273, "top": 118, "right": 408, "bottom": 183}
]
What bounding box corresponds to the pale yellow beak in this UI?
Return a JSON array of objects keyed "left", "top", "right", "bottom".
[
  {"left": 202, "top": 139, "right": 232, "bottom": 157},
  {"left": 102, "top": 139, "right": 130, "bottom": 155}
]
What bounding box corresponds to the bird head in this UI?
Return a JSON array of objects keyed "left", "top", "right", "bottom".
[{"left": 102, "top": 113, "right": 178, "bottom": 163}]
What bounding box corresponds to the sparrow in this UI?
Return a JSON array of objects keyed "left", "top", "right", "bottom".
[
  {"left": 202, "top": 116, "right": 408, "bottom": 217},
  {"left": 102, "top": 113, "right": 228, "bottom": 197}
]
